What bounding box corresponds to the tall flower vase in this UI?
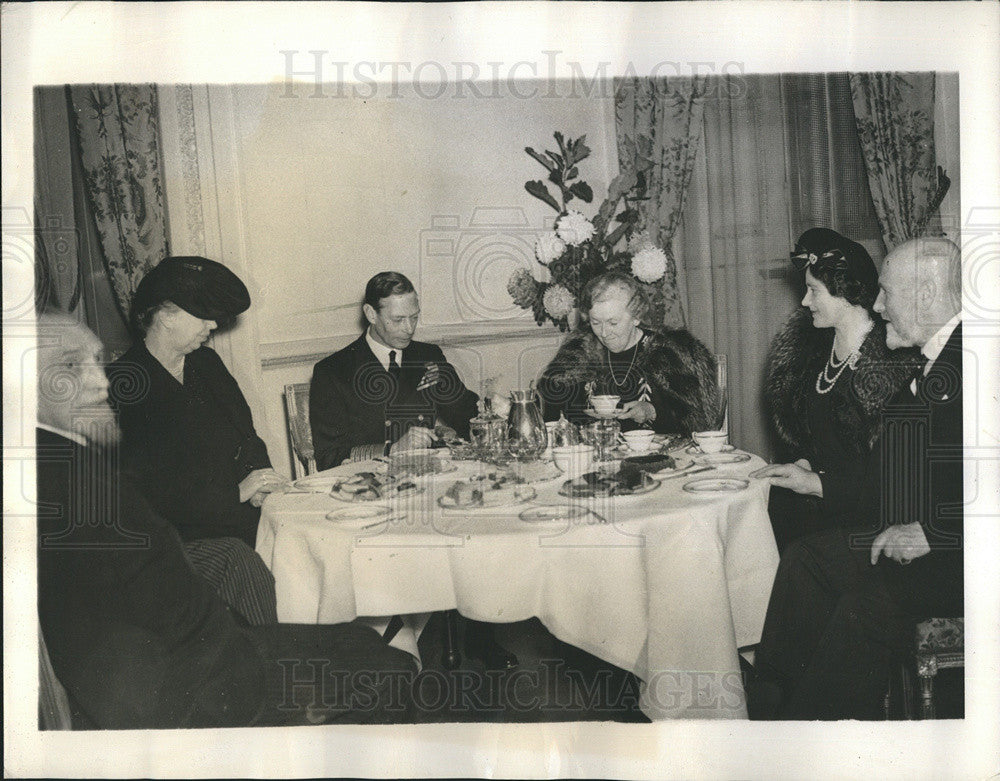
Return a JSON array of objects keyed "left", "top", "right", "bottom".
[{"left": 566, "top": 308, "right": 581, "bottom": 331}]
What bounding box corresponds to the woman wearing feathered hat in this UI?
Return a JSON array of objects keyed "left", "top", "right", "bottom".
[
  {"left": 110, "top": 257, "right": 289, "bottom": 552},
  {"left": 750, "top": 229, "right": 921, "bottom": 552}
]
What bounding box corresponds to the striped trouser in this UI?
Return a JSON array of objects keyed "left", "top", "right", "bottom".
[{"left": 184, "top": 537, "right": 278, "bottom": 625}]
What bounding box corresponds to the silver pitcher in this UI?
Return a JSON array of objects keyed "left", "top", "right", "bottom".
[{"left": 506, "top": 386, "right": 548, "bottom": 460}]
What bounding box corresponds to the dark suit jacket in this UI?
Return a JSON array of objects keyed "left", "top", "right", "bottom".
[
  {"left": 310, "top": 335, "right": 478, "bottom": 470},
  {"left": 36, "top": 428, "right": 266, "bottom": 729},
  {"left": 110, "top": 343, "right": 271, "bottom": 546},
  {"left": 854, "top": 323, "right": 964, "bottom": 617}
]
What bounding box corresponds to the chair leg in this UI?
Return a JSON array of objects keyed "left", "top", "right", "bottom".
[
  {"left": 919, "top": 673, "right": 936, "bottom": 720},
  {"left": 900, "top": 662, "right": 916, "bottom": 720},
  {"left": 442, "top": 610, "right": 461, "bottom": 670}
]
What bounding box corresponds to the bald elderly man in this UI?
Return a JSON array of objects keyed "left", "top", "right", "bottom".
[
  {"left": 749, "top": 237, "right": 963, "bottom": 720},
  {"left": 36, "top": 311, "right": 415, "bottom": 728}
]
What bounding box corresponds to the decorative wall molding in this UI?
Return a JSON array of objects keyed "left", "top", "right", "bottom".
[
  {"left": 173, "top": 85, "right": 207, "bottom": 255},
  {"left": 159, "top": 84, "right": 283, "bottom": 453},
  {"left": 260, "top": 321, "right": 560, "bottom": 369}
]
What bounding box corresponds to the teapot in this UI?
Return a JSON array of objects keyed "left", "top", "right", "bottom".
[{"left": 506, "top": 384, "right": 547, "bottom": 460}]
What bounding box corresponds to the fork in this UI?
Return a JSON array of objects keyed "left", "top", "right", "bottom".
[{"left": 360, "top": 514, "right": 407, "bottom": 530}]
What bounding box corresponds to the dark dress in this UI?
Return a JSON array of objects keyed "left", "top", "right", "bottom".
[
  {"left": 538, "top": 328, "right": 720, "bottom": 435},
  {"left": 767, "top": 361, "right": 869, "bottom": 549},
  {"left": 109, "top": 342, "right": 271, "bottom": 547},
  {"left": 764, "top": 310, "right": 922, "bottom": 552}
]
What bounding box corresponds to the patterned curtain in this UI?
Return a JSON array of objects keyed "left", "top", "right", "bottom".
[
  {"left": 614, "top": 77, "right": 707, "bottom": 328},
  {"left": 850, "top": 73, "right": 949, "bottom": 249},
  {"left": 69, "top": 85, "right": 169, "bottom": 318}
]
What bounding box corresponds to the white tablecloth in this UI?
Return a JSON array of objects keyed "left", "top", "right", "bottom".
[{"left": 256, "top": 452, "right": 779, "bottom": 719}]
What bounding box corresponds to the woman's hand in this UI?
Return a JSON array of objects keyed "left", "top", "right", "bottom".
[
  {"left": 749, "top": 459, "right": 823, "bottom": 497},
  {"left": 617, "top": 399, "right": 656, "bottom": 425},
  {"left": 239, "top": 468, "right": 291, "bottom": 506}
]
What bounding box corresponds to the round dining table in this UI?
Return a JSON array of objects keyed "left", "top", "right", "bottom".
[{"left": 256, "top": 447, "right": 779, "bottom": 720}]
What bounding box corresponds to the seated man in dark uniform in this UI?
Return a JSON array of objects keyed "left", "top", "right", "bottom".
[
  {"left": 36, "top": 311, "right": 416, "bottom": 729},
  {"left": 310, "top": 271, "right": 479, "bottom": 468},
  {"left": 309, "top": 272, "right": 516, "bottom": 670},
  {"left": 749, "top": 237, "right": 963, "bottom": 720}
]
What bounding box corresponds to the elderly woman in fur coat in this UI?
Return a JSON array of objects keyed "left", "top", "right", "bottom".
[
  {"left": 750, "top": 228, "right": 922, "bottom": 552},
  {"left": 537, "top": 271, "right": 721, "bottom": 435}
]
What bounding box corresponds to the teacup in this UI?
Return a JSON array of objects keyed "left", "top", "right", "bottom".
[
  {"left": 692, "top": 430, "right": 728, "bottom": 454},
  {"left": 590, "top": 395, "right": 621, "bottom": 416},
  {"left": 552, "top": 444, "right": 597, "bottom": 478},
  {"left": 622, "top": 429, "right": 656, "bottom": 453}
]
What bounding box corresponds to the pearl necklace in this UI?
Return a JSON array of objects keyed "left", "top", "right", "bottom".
[
  {"left": 607, "top": 335, "right": 642, "bottom": 388},
  {"left": 816, "top": 321, "right": 874, "bottom": 394}
]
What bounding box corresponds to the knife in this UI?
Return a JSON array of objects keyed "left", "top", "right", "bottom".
[{"left": 659, "top": 465, "right": 716, "bottom": 480}]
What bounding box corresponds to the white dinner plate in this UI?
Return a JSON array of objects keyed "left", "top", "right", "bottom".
[
  {"left": 612, "top": 444, "right": 668, "bottom": 458},
  {"left": 649, "top": 457, "right": 694, "bottom": 477},
  {"left": 438, "top": 485, "right": 537, "bottom": 510},
  {"left": 329, "top": 484, "right": 424, "bottom": 503},
  {"left": 559, "top": 474, "right": 660, "bottom": 499},
  {"left": 682, "top": 477, "right": 750, "bottom": 494},
  {"left": 390, "top": 447, "right": 448, "bottom": 458},
  {"left": 693, "top": 452, "right": 751, "bottom": 466},
  {"left": 293, "top": 465, "right": 387, "bottom": 492},
  {"left": 519, "top": 505, "right": 601, "bottom": 524},
  {"left": 325, "top": 504, "right": 391, "bottom": 522},
  {"left": 388, "top": 451, "right": 457, "bottom": 477},
  {"left": 291, "top": 470, "right": 337, "bottom": 490}
]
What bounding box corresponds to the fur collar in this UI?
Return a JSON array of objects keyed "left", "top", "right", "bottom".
[
  {"left": 765, "top": 308, "right": 923, "bottom": 454},
  {"left": 543, "top": 328, "right": 721, "bottom": 432}
]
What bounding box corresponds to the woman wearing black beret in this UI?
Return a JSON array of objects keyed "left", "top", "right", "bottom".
[{"left": 110, "top": 256, "right": 288, "bottom": 623}]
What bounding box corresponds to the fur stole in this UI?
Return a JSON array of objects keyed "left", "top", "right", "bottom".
[
  {"left": 542, "top": 328, "right": 721, "bottom": 432},
  {"left": 765, "top": 308, "right": 923, "bottom": 455}
]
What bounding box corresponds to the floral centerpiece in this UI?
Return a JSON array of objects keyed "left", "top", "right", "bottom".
[{"left": 507, "top": 132, "right": 667, "bottom": 330}]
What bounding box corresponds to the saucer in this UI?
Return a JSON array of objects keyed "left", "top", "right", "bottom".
[
  {"left": 682, "top": 477, "right": 750, "bottom": 494},
  {"left": 585, "top": 407, "right": 620, "bottom": 420},
  {"left": 685, "top": 444, "right": 736, "bottom": 455}
]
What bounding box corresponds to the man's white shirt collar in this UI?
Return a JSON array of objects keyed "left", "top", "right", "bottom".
[
  {"left": 37, "top": 422, "right": 89, "bottom": 447},
  {"left": 921, "top": 314, "right": 961, "bottom": 373},
  {"left": 365, "top": 328, "right": 399, "bottom": 371}
]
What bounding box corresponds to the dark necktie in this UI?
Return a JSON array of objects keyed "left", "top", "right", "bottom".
[{"left": 384, "top": 351, "right": 402, "bottom": 456}]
